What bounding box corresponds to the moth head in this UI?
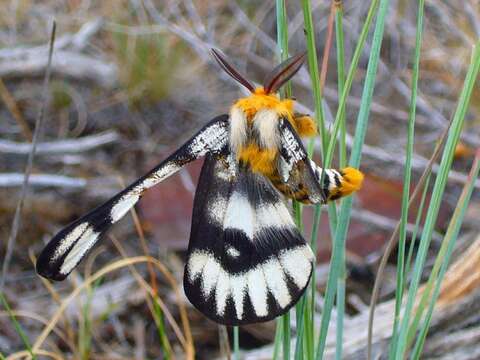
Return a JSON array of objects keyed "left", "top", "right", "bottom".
[{"left": 211, "top": 48, "right": 306, "bottom": 95}]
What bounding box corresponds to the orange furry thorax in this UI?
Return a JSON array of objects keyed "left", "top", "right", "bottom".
[
  {"left": 238, "top": 144, "right": 277, "bottom": 176},
  {"left": 231, "top": 87, "right": 317, "bottom": 177},
  {"left": 232, "top": 87, "right": 317, "bottom": 137},
  {"left": 234, "top": 87, "right": 295, "bottom": 123}
]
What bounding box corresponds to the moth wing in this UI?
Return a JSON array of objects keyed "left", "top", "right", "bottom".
[
  {"left": 37, "top": 115, "right": 230, "bottom": 281},
  {"left": 184, "top": 154, "right": 314, "bottom": 325},
  {"left": 277, "top": 118, "right": 326, "bottom": 204}
]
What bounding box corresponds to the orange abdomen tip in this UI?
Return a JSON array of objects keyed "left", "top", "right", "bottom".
[{"left": 340, "top": 167, "right": 364, "bottom": 196}]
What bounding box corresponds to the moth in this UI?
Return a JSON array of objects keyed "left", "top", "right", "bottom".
[{"left": 36, "top": 49, "right": 363, "bottom": 325}]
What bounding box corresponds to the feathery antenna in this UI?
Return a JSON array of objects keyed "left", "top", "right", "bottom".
[
  {"left": 263, "top": 52, "right": 307, "bottom": 94},
  {"left": 211, "top": 48, "right": 255, "bottom": 93}
]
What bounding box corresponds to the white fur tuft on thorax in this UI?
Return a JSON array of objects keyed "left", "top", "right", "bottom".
[
  {"left": 253, "top": 109, "right": 280, "bottom": 149},
  {"left": 229, "top": 106, "right": 248, "bottom": 155}
]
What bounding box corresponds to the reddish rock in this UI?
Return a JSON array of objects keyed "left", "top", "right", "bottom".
[{"left": 140, "top": 158, "right": 203, "bottom": 249}]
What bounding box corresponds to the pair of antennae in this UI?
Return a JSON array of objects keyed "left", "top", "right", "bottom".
[{"left": 211, "top": 48, "right": 306, "bottom": 94}]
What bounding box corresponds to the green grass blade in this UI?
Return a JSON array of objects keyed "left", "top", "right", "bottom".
[
  {"left": 79, "top": 284, "right": 93, "bottom": 359},
  {"left": 0, "top": 292, "right": 36, "bottom": 360},
  {"left": 302, "top": 4, "right": 332, "bottom": 348},
  {"left": 303, "top": 296, "right": 314, "bottom": 360},
  {"left": 301, "top": 0, "right": 327, "bottom": 156},
  {"left": 295, "top": 309, "right": 304, "bottom": 359},
  {"left": 389, "top": 0, "right": 425, "bottom": 355},
  {"left": 273, "top": 319, "right": 283, "bottom": 360},
  {"left": 294, "top": 295, "right": 307, "bottom": 360},
  {"left": 308, "top": 205, "right": 323, "bottom": 355},
  {"left": 335, "top": 3, "right": 347, "bottom": 168},
  {"left": 276, "top": 1, "right": 293, "bottom": 358},
  {"left": 276, "top": 0, "right": 291, "bottom": 98},
  {"left": 334, "top": 5, "right": 347, "bottom": 359},
  {"left": 79, "top": 278, "right": 104, "bottom": 360},
  {"left": 282, "top": 311, "right": 291, "bottom": 359},
  {"left": 300, "top": 0, "right": 335, "bottom": 356},
  {"left": 367, "top": 123, "right": 452, "bottom": 359},
  {"left": 292, "top": 190, "right": 305, "bottom": 354},
  {"left": 411, "top": 151, "right": 480, "bottom": 359},
  {"left": 404, "top": 173, "right": 431, "bottom": 282},
  {"left": 323, "top": 0, "right": 380, "bottom": 169},
  {"left": 152, "top": 296, "right": 173, "bottom": 360},
  {"left": 315, "top": 0, "right": 391, "bottom": 358},
  {"left": 394, "top": 41, "right": 480, "bottom": 359},
  {"left": 233, "top": 326, "right": 240, "bottom": 360},
  {"left": 335, "top": 256, "right": 346, "bottom": 360},
  {"left": 301, "top": 3, "right": 329, "bottom": 348}
]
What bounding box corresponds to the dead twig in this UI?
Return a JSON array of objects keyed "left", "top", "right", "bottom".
[
  {"left": 0, "top": 173, "right": 86, "bottom": 188},
  {"left": 0, "top": 131, "right": 119, "bottom": 155},
  {"left": 0, "top": 77, "right": 32, "bottom": 141},
  {"left": 0, "top": 19, "right": 102, "bottom": 59},
  {"left": 319, "top": 1, "right": 336, "bottom": 90},
  {"left": 0, "top": 19, "right": 114, "bottom": 87},
  {"left": 0, "top": 20, "right": 56, "bottom": 291},
  {"left": 351, "top": 208, "right": 443, "bottom": 243},
  {"left": 0, "top": 50, "right": 117, "bottom": 88}
]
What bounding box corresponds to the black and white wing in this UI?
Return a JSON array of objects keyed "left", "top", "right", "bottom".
[
  {"left": 37, "top": 115, "right": 230, "bottom": 281},
  {"left": 277, "top": 118, "right": 326, "bottom": 204},
  {"left": 184, "top": 154, "right": 314, "bottom": 325}
]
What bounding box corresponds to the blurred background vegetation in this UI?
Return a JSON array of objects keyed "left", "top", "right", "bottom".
[{"left": 0, "top": 0, "right": 479, "bottom": 359}]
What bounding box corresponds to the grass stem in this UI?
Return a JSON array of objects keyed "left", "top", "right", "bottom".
[
  {"left": 276, "top": 1, "right": 293, "bottom": 358},
  {"left": 315, "top": 0, "right": 390, "bottom": 357},
  {"left": 0, "top": 292, "right": 36, "bottom": 359},
  {"left": 333, "top": 3, "right": 346, "bottom": 358},
  {"left": 233, "top": 326, "right": 240, "bottom": 360},
  {"left": 394, "top": 41, "right": 480, "bottom": 359},
  {"left": 389, "top": 0, "right": 425, "bottom": 356},
  {"left": 1, "top": 20, "right": 56, "bottom": 292},
  {"left": 411, "top": 151, "right": 480, "bottom": 358}
]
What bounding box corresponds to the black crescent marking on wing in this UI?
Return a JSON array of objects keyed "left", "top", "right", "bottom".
[{"left": 184, "top": 156, "right": 314, "bottom": 325}]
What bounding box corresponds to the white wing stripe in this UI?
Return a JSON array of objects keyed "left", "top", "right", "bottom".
[
  {"left": 187, "top": 248, "right": 313, "bottom": 320},
  {"left": 110, "top": 193, "right": 140, "bottom": 222},
  {"left": 223, "top": 191, "right": 255, "bottom": 239},
  {"left": 52, "top": 222, "right": 89, "bottom": 261},
  {"left": 190, "top": 120, "right": 230, "bottom": 156},
  {"left": 208, "top": 196, "right": 228, "bottom": 225},
  {"left": 279, "top": 245, "right": 313, "bottom": 289},
  {"left": 60, "top": 226, "right": 99, "bottom": 275},
  {"left": 215, "top": 269, "right": 231, "bottom": 316},
  {"left": 187, "top": 250, "right": 209, "bottom": 282},
  {"left": 135, "top": 163, "right": 182, "bottom": 193},
  {"left": 230, "top": 275, "right": 247, "bottom": 320},
  {"left": 255, "top": 202, "right": 295, "bottom": 231},
  {"left": 263, "top": 258, "right": 291, "bottom": 308},
  {"left": 201, "top": 257, "right": 221, "bottom": 297},
  {"left": 247, "top": 267, "right": 268, "bottom": 317}
]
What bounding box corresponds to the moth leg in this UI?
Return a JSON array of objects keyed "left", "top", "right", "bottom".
[
  {"left": 292, "top": 113, "right": 317, "bottom": 138},
  {"left": 36, "top": 114, "right": 230, "bottom": 281},
  {"left": 277, "top": 118, "right": 325, "bottom": 203}
]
